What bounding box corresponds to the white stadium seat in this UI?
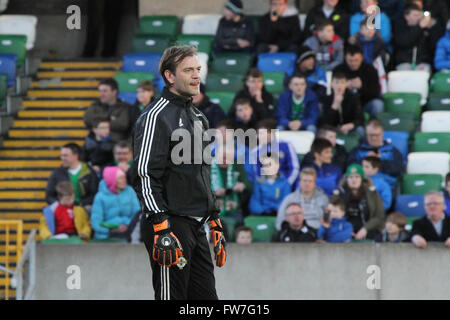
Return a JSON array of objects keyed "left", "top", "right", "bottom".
[
  {"left": 421, "top": 111, "right": 450, "bottom": 132},
  {"left": 197, "top": 52, "right": 208, "bottom": 83},
  {"left": 182, "top": 14, "right": 221, "bottom": 35},
  {"left": 0, "top": 0, "right": 9, "bottom": 13},
  {"left": 0, "top": 15, "right": 38, "bottom": 50},
  {"left": 276, "top": 130, "right": 315, "bottom": 155},
  {"left": 387, "top": 70, "right": 430, "bottom": 105},
  {"left": 407, "top": 152, "right": 450, "bottom": 180},
  {"left": 299, "top": 14, "right": 306, "bottom": 30}
]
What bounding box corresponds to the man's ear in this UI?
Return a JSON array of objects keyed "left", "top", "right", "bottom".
[{"left": 164, "top": 69, "right": 175, "bottom": 85}]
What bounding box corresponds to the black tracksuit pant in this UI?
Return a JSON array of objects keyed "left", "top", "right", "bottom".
[{"left": 141, "top": 215, "right": 218, "bottom": 300}]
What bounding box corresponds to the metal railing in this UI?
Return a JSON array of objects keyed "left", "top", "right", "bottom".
[{"left": 0, "top": 220, "right": 23, "bottom": 300}]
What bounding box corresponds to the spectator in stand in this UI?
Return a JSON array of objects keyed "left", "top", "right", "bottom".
[
  {"left": 276, "top": 167, "right": 329, "bottom": 230},
  {"left": 303, "top": 19, "right": 344, "bottom": 71},
  {"left": 393, "top": 3, "right": 437, "bottom": 73},
  {"left": 272, "top": 203, "right": 317, "bottom": 242},
  {"left": 247, "top": 119, "right": 300, "bottom": 189},
  {"left": 302, "top": 138, "right": 342, "bottom": 197},
  {"left": 276, "top": 73, "right": 319, "bottom": 133},
  {"left": 362, "top": 156, "right": 393, "bottom": 210},
  {"left": 231, "top": 68, "right": 275, "bottom": 120},
  {"left": 317, "top": 196, "right": 353, "bottom": 243},
  {"left": 229, "top": 98, "right": 259, "bottom": 131},
  {"left": 411, "top": 191, "right": 450, "bottom": 248},
  {"left": 113, "top": 141, "right": 134, "bottom": 184},
  {"left": 235, "top": 226, "right": 253, "bottom": 244},
  {"left": 347, "top": 119, "right": 403, "bottom": 183},
  {"left": 46, "top": 143, "right": 99, "bottom": 214},
  {"left": 374, "top": 211, "right": 411, "bottom": 243},
  {"left": 84, "top": 78, "right": 132, "bottom": 143},
  {"left": 40, "top": 181, "right": 92, "bottom": 241},
  {"left": 83, "top": 117, "right": 114, "bottom": 175},
  {"left": 301, "top": 125, "right": 348, "bottom": 173},
  {"left": 293, "top": 46, "right": 327, "bottom": 99},
  {"left": 257, "top": 0, "right": 301, "bottom": 53},
  {"left": 444, "top": 173, "right": 450, "bottom": 215},
  {"left": 348, "top": 17, "right": 387, "bottom": 64},
  {"left": 334, "top": 164, "right": 385, "bottom": 240},
  {"left": 214, "top": 0, "right": 255, "bottom": 53},
  {"left": 249, "top": 154, "right": 292, "bottom": 216},
  {"left": 434, "top": 20, "right": 450, "bottom": 71},
  {"left": 350, "top": 0, "right": 392, "bottom": 45},
  {"left": 212, "top": 119, "right": 249, "bottom": 165},
  {"left": 334, "top": 44, "right": 384, "bottom": 118},
  {"left": 193, "top": 83, "right": 226, "bottom": 129},
  {"left": 91, "top": 166, "right": 141, "bottom": 240},
  {"left": 303, "top": 0, "right": 349, "bottom": 41},
  {"left": 319, "top": 71, "right": 365, "bottom": 138},
  {"left": 129, "top": 80, "right": 155, "bottom": 129}
]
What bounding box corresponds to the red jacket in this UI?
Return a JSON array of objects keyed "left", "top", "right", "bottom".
[{"left": 54, "top": 203, "right": 77, "bottom": 235}]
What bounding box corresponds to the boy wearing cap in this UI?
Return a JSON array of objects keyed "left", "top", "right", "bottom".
[{"left": 294, "top": 46, "right": 327, "bottom": 99}]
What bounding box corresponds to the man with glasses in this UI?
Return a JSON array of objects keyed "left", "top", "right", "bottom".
[
  {"left": 272, "top": 203, "right": 317, "bottom": 242},
  {"left": 411, "top": 191, "right": 450, "bottom": 248}
]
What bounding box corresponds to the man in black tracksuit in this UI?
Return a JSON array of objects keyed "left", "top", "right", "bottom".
[{"left": 133, "top": 46, "right": 226, "bottom": 300}]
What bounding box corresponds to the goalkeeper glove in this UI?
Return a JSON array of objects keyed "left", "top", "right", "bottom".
[
  {"left": 152, "top": 219, "right": 183, "bottom": 267},
  {"left": 209, "top": 218, "right": 227, "bottom": 267}
]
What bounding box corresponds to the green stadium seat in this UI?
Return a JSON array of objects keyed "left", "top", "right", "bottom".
[
  {"left": 383, "top": 92, "right": 422, "bottom": 121},
  {"left": 413, "top": 132, "right": 450, "bottom": 152},
  {"left": 336, "top": 131, "right": 361, "bottom": 153},
  {"left": 210, "top": 53, "right": 252, "bottom": 75},
  {"left": 427, "top": 92, "right": 450, "bottom": 111},
  {"left": 205, "top": 72, "right": 244, "bottom": 92},
  {"left": 401, "top": 173, "right": 442, "bottom": 195},
  {"left": 377, "top": 112, "right": 416, "bottom": 134},
  {"left": 114, "top": 72, "right": 155, "bottom": 93},
  {"left": 132, "top": 34, "right": 172, "bottom": 54},
  {"left": 221, "top": 215, "right": 239, "bottom": 242},
  {"left": 244, "top": 215, "right": 276, "bottom": 242},
  {"left": 0, "top": 73, "right": 7, "bottom": 105},
  {"left": 176, "top": 34, "right": 214, "bottom": 55},
  {"left": 138, "top": 15, "right": 179, "bottom": 37},
  {"left": 404, "top": 216, "right": 420, "bottom": 232},
  {"left": 0, "top": 34, "right": 27, "bottom": 68},
  {"left": 207, "top": 91, "right": 235, "bottom": 113},
  {"left": 263, "top": 72, "right": 285, "bottom": 95},
  {"left": 430, "top": 72, "right": 450, "bottom": 93}
]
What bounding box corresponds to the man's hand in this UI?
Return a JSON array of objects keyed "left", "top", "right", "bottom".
[
  {"left": 268, "top": 44, "right": 279, "bottom": 53},
  {"left": 412, "top": 235, "right": 427, "bottom": 249},
  {"left": 215, "top": 188, "right": 226, "bottom": 197},
  {"left": 367, "top": 150, "right": 380, "bottom": 158},
  {"left": 233, "top": 182, "right": 245, "bottom": 193},
  {"left": 321, "top": 218, "right": 330, "bottom": 229},
  {"left": 152, "top": 220, "right": 183, "bottom": 267},
  {"left": 288, "top": 120, "right": 302, "bottom": 131},
  {"left": 339, "top": 123, "right": 355, "bottom": 135},
  {"left": 209, "top": 219, "right": 226, "bottom": 267},
  {"left": 249, "top": 88, "right": 263, "bottom": 103},
  {"left": 351, "top": 77, "right": 362, "bottom": 90},
  {"left": 354, "top": 227, "right": 367, "bottom": 240},
  {"left": 111, "top": 224, "right": 128, "bottom": 233},
  {"left": 236, "top": 38, "right": 250, "bottom": 48},
  {"left": 118, "top": 161, "right": 130, "bottom": 173},
  {"left": 445, "top": 237, "right": 450, "bottom": 248}
]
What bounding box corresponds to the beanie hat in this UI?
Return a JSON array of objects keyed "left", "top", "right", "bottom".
[
  {"left": 296, "top": 45, "right": 316, "bottom": 64},
  {"left": 225, "top": 0, "right": 243, "bottom": 15},
  {"left": 345, "top": 164, "right": 365, "bottom": 179},
  {"left": 103, "top": 166, "right": 125, "bottom": 194}
]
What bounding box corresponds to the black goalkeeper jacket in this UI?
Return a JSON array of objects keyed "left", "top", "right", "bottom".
[{"left": 132, "top": 87, "right": 219, "bottom": 224}]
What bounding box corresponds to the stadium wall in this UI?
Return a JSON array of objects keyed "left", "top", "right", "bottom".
[{"left": 35, "top": 243, "right": 450, "bottom": 300}]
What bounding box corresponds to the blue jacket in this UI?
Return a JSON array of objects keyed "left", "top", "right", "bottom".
[
  {"left": 91, "top": 180, "right": 141, "bottom": 239},
  {"left": 306, "top": 65, "right": 327, "bottom": 90},
  {"left": 369, "top": 173, "right": 393, "bottom": 210},
  {"left": 275, "top": 88, "right": 319, "bottom": 130},
  {"left": 249, "top": 174, "right": 292, "bottom": 215},
  {"left": 350, "top": 12, "right": 391, "bottom": 44},
  {"left": 435, "top": 30, "right": 450, "bottom": 71},
  {"left": 302, "top": 163, "right": 341, "bottom": 197},
  {"left": 317, "top": 217, "right": 353, "bottom": 243}
]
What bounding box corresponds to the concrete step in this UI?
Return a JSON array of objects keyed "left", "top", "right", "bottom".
[
  {"left": 37, "top": 70, "right": 118, "bottom": 79},
  {"left": 0, "top": 180, "right": 47, "bottom": 189},
  {"left": 3, "top": 139, "right": 84, "bottom": 148},
  {"left": 0, "top": 170, "right": 52, "bottom": 179},
  {"left": 17, "top": 110, "right": 85, "bottom": 118},
  {"left": 0, "top": 160, "right": 60, "bottom": 169},
  {"left": 40, "top": 61, "right": 122, "bottom": 70},
  {"left": 27, "top": 89, "right": 99, "bottom": 98},
  {"left": 23, "top": 100, "right": 93, "bottom": 108},
  {"left": 9, "top": 129, "right": 88, "bottom": 138},
  {"left": 13, "top": 120, "right": 85, "bottom": 128},
  {"left": 31, "top": 80, "right": 100, "bottom": 89}
]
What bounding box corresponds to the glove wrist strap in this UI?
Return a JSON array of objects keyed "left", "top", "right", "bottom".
[{"left": 153, "top": 219, "right": 170, "bottom": 234}]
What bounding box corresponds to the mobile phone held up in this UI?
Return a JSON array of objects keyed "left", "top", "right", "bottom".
[{"left": 323, "top": 212, "right": 330, "bottom": 223}]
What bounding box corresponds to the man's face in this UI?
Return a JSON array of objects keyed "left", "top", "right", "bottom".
[
  {"left": 93, "top": 121, "right": 110, "bottom": 139},
  {"left": 361, "top": 0, "right": 377, "bottom": 13},
  {"left": 236, "top": 103, "right": 253, "bottom": 123},
  {"left": 366, "top": 125, "right": 384, "bottom": 147},
  {"left": 270, "top": 0, "right": 287, "bottom": 15},
  {"left": 331, "top": 78, "right": 347, "bottom": 95},
  {"left": 299, "top": 56, "right": 315, "bottom": 73},
  {"left": 285, "top": 205, "right": 304, "bottom": 229},
  {"left": 246, "top": 76, "right": 263, "bottom": 94},
  {"left": 165, "top": 55, "right": 201, "bottom": 98},
  {"left": 324, "top": 0, "right": 339, "bottom": 8},
  {"left": 360, "top": 24, "right": 376, "bottom": 39},
  {"left": 346, "top": 53, "right": 364, "bottom": 71},
  {"left": 321, "top": 130, "right": 337, "bottom": 147},
  {"left": 114, "top": 147, "right": 132, "bottom": 164},
  {"left": 318, "top": 25, "right": 335, "bottom": 43},
  {"left": 60, "top": 148, "right": 78, "bottom": 168},
  {"left": 236, "top": 231, "right": 252, "bottom": 244},
  {"left": 98, "top": 84, "right": 117, "bottom": 105},
  {"left": 347, "top": 173, "right": 362, "bottom": 189},
  {"left": 424, "top": 194, "right": 445, "bottom": 222},
  {"left": 405, "top": 10, "right": 422, "bottom": 26},
  {"left": 137, "top": 88, "right": 154, "bottom": 105},
  {"left": 362, "top": 160, "right": 377, "bottom": 176},
  {"left": 289, "top": 77, "right": 307, "bottom": 98},
  {"left": 59, "top": 195, "right": 75, "bottom": 207},
  {"left": 316, "top": 147, "right": 333, "bottom": 164},
  {"left": 223, "top": 7, "right": 236, "bottom": 21},
  {"left": 300, "top": 174, "right": 316, "bottom": 193}
]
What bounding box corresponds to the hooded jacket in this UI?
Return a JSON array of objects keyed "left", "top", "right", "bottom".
[
  {"left": 434, "top": 30, "right": 450, "bottom": 70},
  {"left": 303, "top": 34, "right": 344, "bottom": 71},
  {"left": 275, "top": 88, "right": 319, "bottom": 130},
  {"left": 214, "top": 15, "right": 255, "bottom": 52},
  {"left": 317, "top": 216, "right": 353, "bottom": 243},
  {"left": 249, "top": 174, "right": 292, "bottom": 215}
]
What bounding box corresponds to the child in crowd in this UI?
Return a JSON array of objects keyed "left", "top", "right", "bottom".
[
  {"left": 235, "top": 226, "right": 253, "bottom": 244},
  {"left": 83, "top": 117, "right": 114, "bottom": 175},
  {"left": 229, "top": 98, "right": 259, "bottom": 131},
  {"left": 362, "top": 156, "right": 393, "bottom": 210},
  {"left": 40, "top": 181, "right": 91, "bottom": 241},
  {"left": 348, "top": 17, "right": 386, "bottom": 64},
  {"left": 374, "top": 212, "right": 410, "bottom": 243},
  {"left": 317, "top": 196, "right": 353, "bottom": 243}
]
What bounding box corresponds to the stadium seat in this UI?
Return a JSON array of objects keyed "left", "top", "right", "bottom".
[
  {"left": 401, "top": 174, "right": 443, "bottom": 195},
  {"left": 221, "top": 215, "right": 239, "bottom": 242},
  {"left": 0, "top": 34, "right": 26, "bottom": 68},
  {"left": 247, "top": 15, "right": 261, "bottom": 34},
  {"left": 406, "top": 152, "right": 450, "bottom": 180},
  {"left": 427, "top": 92, "right": 450, "bottom": 111},
  {"left": 205, "top": 72, "right": 244, "bottom": 92},
  {"left": 118, "top": 92, "right": 137, "bottom": 105},
  {"left": 413, "top": 132, "right": 450, "bottom": 153},
  {"left": 387, "top": 70, "right": 430, "bottom": 105},
  {"left": 131, "top": 34, "right": 172, "bottom": 54},
  {"left": 382, "top": 92, "right": 422, "bottom": 121},
  {"left": 277, "top": 130, "right": 315, "bottom": 155},
  {"left": 383, "top": 131, "right": 409, "bottom": 162},
  {"left": 0, "top": 72, "right": 7, "bottom": 104},
  {"left": 210, "top": 53, "right": 252, "bottom": 75},
  {"left": 114, "top": 72, "right": 155, "bottom": 93},
  {"left": 394, "top": 194, "right": 426, "bottom": 217},
  {"left": 0, "top": 15, "right": 37, "bottom": 50},
  {"left": 405, "top": 216, "right": 420, "bottom": 232},
  {"left": 244, "top": 216, "right": 276, "bottom": 242},
  {"left": 197, "top": 52, "right": 209, "bottom": 83},
  {"left": 138, "top": 15, "right": 179, "bottom": 37},
  {"left": 122, "top": 53, "right": 161, "bottom": 74},
  {"left": 263, "top": 72, "right": 285, "bottom": 95},
  {"left": 430, "top": 71, "right": 450, "bottom": 93},
  {"left": 421, "top": 111, "right": 450, "bottom": 132},
  {"left": 176, "top": 34, "right": 214, "bottom": 55},
  {"left": 0, "top": 53, "right": 16, "bottom": 87},
  {"left": 257, "top": 52, "right": 297, "bottom": 76},
  {"left": 181, "top": 14, "right": 221, "bottom": 35},
  {"left": 336, "top": 131, "right": 361, "bottom": 153},
  {"left": 207, "top": 91, "right": 235, "bottom": 113},
  {"left": 377, "top": 112, "right": 416, "bottom": 134}
]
